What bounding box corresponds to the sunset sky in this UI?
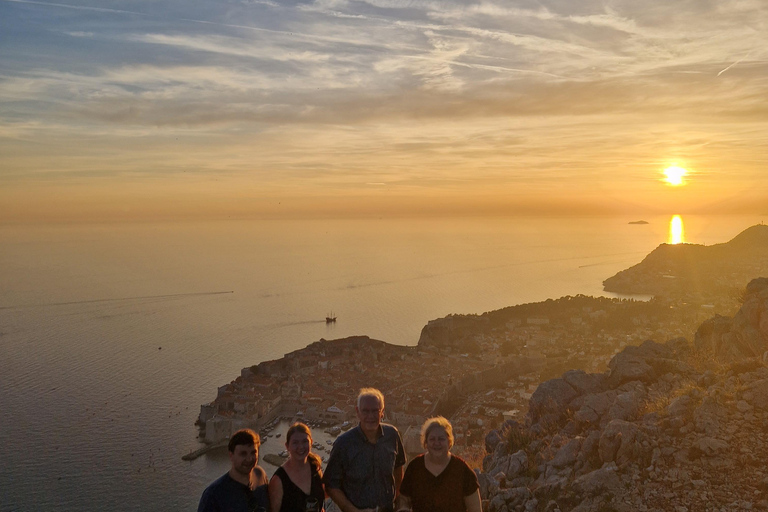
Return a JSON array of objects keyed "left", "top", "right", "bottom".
[{"left": 1, "top": 0, "right": 767, "bottom": 221}]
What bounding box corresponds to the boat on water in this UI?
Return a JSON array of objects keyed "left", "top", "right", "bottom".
[
  {"left": 325, "top": 312, "right": 336, "bottom": 323},
  {"left": 329, "top": 426, "right": 341, "bottom": 436},
  {"left": 340, "top": 421, "right": 352, "bottom": 431}
]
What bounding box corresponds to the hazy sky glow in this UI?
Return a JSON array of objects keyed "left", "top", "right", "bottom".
[{"left": 1, "top": 0, "right": 767, "bottom": 221}]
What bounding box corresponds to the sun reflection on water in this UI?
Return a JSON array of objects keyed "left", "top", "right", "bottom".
[{"left": 668, "top": 215, "right": 685, "bottom": 244}]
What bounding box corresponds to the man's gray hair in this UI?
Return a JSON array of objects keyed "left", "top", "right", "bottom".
[{"left": 356, "top": 387, "right": 385, "bottom": 409}]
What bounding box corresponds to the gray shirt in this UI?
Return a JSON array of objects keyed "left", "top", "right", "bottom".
[{"left": 323, "top": 423, "right": 405, "bottom": 512}]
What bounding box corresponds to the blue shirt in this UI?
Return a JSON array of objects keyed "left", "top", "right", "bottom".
[
  {"left": 198, "top": 472, "right": 270, "bottom": 512},
  {"left": 323, "top": 423, "right": 405, "bottom": 512}
]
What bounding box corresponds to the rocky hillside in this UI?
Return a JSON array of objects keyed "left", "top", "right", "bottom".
[
  {"left": 478, "top": 278, "right": 768, "bottom": 512},
  {"left": 695, "top": 277, "right": 768, "bottom": 361},
  {"left": 602, "top": 224, "right": 768, "bottom": 300}
]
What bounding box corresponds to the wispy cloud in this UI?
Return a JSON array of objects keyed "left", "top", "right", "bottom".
[{"left": 1, "top": 0, "right": 767, "bottom": 218}]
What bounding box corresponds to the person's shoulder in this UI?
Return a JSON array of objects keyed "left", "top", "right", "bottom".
[
  {"left": 209, "top": 472, "right": 232, "bottom": 488},
  {"left": 253, "top": 465, "right": 267, "bottom": 478},
  {"left": 272, "top": 464, "right": 291, "bottom": 485},
  {"left": 408, "top": 453, "right": 426, "bottom": 467},
  {"left": 449, "top": 454, "right": 472, "bottom": 469},
  {"left": 380, "top": 422, "right": 401, "bottom": 436},
  {"left": 450, "top": 454, "right": 478, "bottom": 478},
  {"left": 201, "top": 473, "right": 231, "bottom": 498},
  {"left": 253, "top": 482, "right": 269, "bottom": 497},
  {"left": 334, "top": 425, "right": 360, "bottom": 445}
]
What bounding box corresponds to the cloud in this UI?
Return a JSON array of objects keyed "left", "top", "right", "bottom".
[{"left": 1, "top": 0, "right": 767, "bottom": 218}]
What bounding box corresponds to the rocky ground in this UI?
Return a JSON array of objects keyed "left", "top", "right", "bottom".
[{"left": 478, "top": 278, "right": 768, "bottom": 512}]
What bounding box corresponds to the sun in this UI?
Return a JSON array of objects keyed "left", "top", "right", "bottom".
[{"left": 663, "top": 166, "right": 688, "bottom": 186}]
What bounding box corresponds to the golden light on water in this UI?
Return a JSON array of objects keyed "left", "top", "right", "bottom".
[
  {"left": 663, "top": 166, "right": 688, "bottom": 186},
  {"left": 668, "top": 215, "right": 685, "bottom": 244}
]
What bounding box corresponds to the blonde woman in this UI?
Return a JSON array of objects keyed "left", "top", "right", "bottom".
[{"left": 398, "top": 417, "right": 481, "bottom": 512}]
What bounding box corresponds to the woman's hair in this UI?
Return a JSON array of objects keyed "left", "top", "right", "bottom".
[
  {"left": 286, "top": 422, "right": 312, "bottom": 445},
  {"left": 420, "top": 416, "right": 454, "bottom": 449},
  {"left": 285, "top": 422, "right": 322, "bottom": 470}
]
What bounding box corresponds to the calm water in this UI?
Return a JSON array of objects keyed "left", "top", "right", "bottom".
[{"left": 0, "top": 215, "right": 762, "bottom": 511}]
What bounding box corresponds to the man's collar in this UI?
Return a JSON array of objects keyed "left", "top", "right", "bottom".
[{"left": 355, "top": 422, "right": 384, "bottom": 443}]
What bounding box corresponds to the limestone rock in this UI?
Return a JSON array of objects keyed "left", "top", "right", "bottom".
[
  {"left": 572, "top": 462, "right": 621, "bottom": 496},
  {"left": 745, "top": 379, "right": 768, "bottom": 409},
  {"left": 696, "top": 437, "right": 729, "bottom": 456},
  {"left": 598, "top": 419, "right": 640, "bottom": 466},
  {"left": 529, "top": 378, "right": 578, "bottom": 424},
  {"left": 550, "top": 437, "right": 583, "bottom": 468},
  {"left": 478, "top": 282, "right": 768, "bottom": 511}
]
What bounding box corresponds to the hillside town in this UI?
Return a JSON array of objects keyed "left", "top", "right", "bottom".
[{"left": 195, "top": 294, "right": 732, "bottom": 459}]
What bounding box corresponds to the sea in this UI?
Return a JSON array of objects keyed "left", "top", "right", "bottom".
[{"left": 0, "top": 214, "right": 763, "bottom": 511}]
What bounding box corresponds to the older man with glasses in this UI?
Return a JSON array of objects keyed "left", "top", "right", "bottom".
[{"left": 324, "top": 388, "right": 405, "bottom": 512}]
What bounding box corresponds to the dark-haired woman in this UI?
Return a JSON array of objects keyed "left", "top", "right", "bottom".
[{"left": 269, "top": 423, "right": 325, "bottom": 512}]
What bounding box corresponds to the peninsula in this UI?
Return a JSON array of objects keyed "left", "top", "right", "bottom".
[
  {"left": 603, "top": 224, "right": 768, "bottom": 302},
  {"left": 194, "top": 294, "right": 725, "bottom": 453},
  {"left": 194, "top": 229, "right": 768, "bottom": 447}
]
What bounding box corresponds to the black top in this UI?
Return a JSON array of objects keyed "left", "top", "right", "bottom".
[
  {"left": 274, "top": 465, "right": 325, "bottom": 512},
  {"left": 198, "top": 472, "right": 270, "bottom": 512},
  {"left": 400, "top": 454, "right": 479, "bottom": 512},
  {"left": 323, "top": 423, "right": 405, "bottom": 512}
]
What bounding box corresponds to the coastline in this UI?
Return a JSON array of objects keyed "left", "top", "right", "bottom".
[{"left": 194, "top": 224, "right": 768, "bottom": 458}]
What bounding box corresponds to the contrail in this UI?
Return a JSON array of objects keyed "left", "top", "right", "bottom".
[
  {"left": 1, "top": 0, "right": 151, "bottom": 17},
  {"left": 0, "top": 0, "right": 414, "bottom": 50},
  {"left": 0, "top": 291, "right": 234, "bottom": 310},
  {"left": 718, "top": 52, "right": 751, "bottom": 76}
]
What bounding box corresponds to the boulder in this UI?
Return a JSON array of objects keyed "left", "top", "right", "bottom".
[
  {"left": 529, "top": 378, "right": 578, "bottom": 424},
  {"left": 666, "top": 395, "right": 692, "bottom": 418},
  {"left": 550, "top": 437, "right": 583, "bottom": 468},
  {"left": 693, "top": 396, "right": 721, "bottom": 436},
  {"left": 562, "top": 370, "right": 607, "bottom": 395},
  {"left": 744, "top": 379, "right": 768, "bottom": 409},
  {"left": 572, "top": 462, "right": 622, "bottom": 496},
  {"left": 605, "top": 389, "right": 644, "bottom": 423},
  {"left": 489, "top": 487, "right": 531, "bottom": 512},
  {"left": 694, "top": 278, "right": 768, "bottom": 361},
  {"left": 696, "top": 437, "right": 728, "bottom": 456},
  {"left": 598, "top": 419, "right": 640, "bottom": 466},
  {"left": 607, "top": 340, "right": 670, "bottom": 386},
  {"left": 485, "top": 428, "right": 504, "bottom": 454},
  {"left": 488, "top": 449, "right": 528, "bottom": 481},
  {"left": 477, "top": 471, "right": 499, "bottom": 500}
]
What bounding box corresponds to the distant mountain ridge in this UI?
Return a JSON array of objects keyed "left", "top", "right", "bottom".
[{"left": 603, "top": 224, "right": 768, "bottom": 298}]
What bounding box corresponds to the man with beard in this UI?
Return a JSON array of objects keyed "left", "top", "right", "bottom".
[{"left": 198, "top": 429, "right": 270, "bottom": 512}]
